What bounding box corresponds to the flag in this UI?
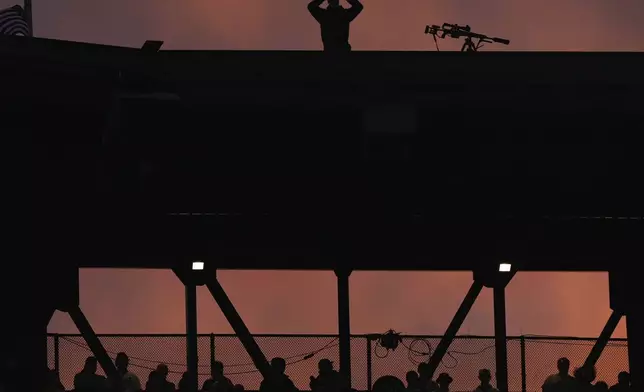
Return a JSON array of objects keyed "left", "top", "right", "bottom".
[{"left": 0, "top": 5, "right": 31, "bottom": 36}]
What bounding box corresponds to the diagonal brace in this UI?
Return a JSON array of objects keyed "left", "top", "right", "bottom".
[
  {"left": 583, "top": 310, "right": 623, "bottom": 369},
  {"left": 67, "top": 306, "right": 119, "bottom": 381},
  {"left": 427, "top": 281, "right": 484, "bottom": 378},
  {"left": 205, "top": 277, "right": 273, "bottom": 381}
]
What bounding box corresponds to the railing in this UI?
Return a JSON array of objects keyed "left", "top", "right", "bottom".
[{"left": 48, "top": 334, "right": 628, "bottom": 392}]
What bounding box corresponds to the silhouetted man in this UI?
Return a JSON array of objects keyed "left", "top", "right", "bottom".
[
  {"left": 74, "top": 357, "right": 106, "bottom": 392},
  {"left": 417, "top": 363, "right": 438, "bottom": 392},
  {"left": 46, "top": 369, "right": 65, "bottom": 392},
  {"left": 542, "top": 358, "right": 575, "bottom": 392},
  {"left": 307, "top": 0, "right": 363, "bottom": 52},
  {"left": 609, "top": 372, "right": 631, "bottom": 392},
  {"left": 115, "top": 352, "right": 142, "bottom": 392},
  {"left": 310, "top": 358, "right": 346, "bottom": 392},
  {"left": 202, "top": 361, "right": 233, "bottom": 392},
  {"left": 260, "top": 357, "right": 298, "bottom": 392},
  {"left": 373, "top": 376, "right": 406, "bottom": 392},
  {"left": 406, "top": 371, "right": 421, "bottom": 392},
  {"left": 573, "top": 367, "right": 596, "bottom": 392},
  {"left": 177, "top": 372, "right": 190, "bottom": 392},
  {"left": 436, "top": 373, "right": 452, "bottom": 392},
  {"left": 145, "top": 364, "right": 174, "bottom": 392},
  {"left": 595, "top": 381, "right": 609, "bottom": 392},
  {"left": 474, "top": 369, "right": 499, "bottom": 392}
]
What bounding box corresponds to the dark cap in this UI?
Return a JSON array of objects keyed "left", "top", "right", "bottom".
[{"left": 558, "top": 357, "right": 570, "bottom": 365}]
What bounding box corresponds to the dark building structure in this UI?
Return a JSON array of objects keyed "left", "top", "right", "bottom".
[{"left": 4, "top": 35, "right": 643, "bottom": 391}]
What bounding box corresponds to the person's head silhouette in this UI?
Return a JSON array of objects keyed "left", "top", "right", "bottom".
[
  {"left": 478, "top": 369, "right": 492, "bottom": 386},
  {"left": 618, "top": 371, "right": 630, "bottom": 385},
  {"left": 594, "top": 381, "right": 608, "bottom": 392},
  {"left": 271, "top": 357, "right": 287, "bottom": 375},
  {"left": 84, "top": 357, "right": 98, "bottom": 373},
  {"left": 573, "top": 366, "right": 596, "bottom": 384},
  {"left": 213, "top": 361, "right": 224, "bottom": 377},
  {"left": 327, "top": 0, "right": 340, "bottom": 8},
  {"left": 318, "top": 358, "right": 333, "bottom": 374},
  {"left": 405, "top": 371, "right": 419, "bottom": 387},
  {"left": 436, "top": 373, "right": 452, "bottom": 390},
  {"left": 156, "top": 364, "right": 169, "bottom": 380},
  {"left": 178, "top": 372, "right": 189, "bottom": 391},
  {"left": 115, "top": 352, "right": 129, "bottom": 373},
  {"left": 417, "top": 363, "right": 429, "bottom": 379},
  {"left": 557, "top": 357, "right": 570, "bottom": 375}
]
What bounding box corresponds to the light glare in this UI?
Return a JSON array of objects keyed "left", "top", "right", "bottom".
[
  {"left": 499, "top": 263, "right": 512, "bottom": 272},
  {"left": 192, "top": 261, "right": 205, "bottom": 271}
]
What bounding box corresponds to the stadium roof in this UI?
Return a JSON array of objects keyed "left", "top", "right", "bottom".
[{"left": 10, "top": 36, "right": 641, "bottom": 271}]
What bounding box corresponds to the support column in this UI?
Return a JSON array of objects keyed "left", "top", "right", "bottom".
[
  {"left": 609, "top": 270, "right": 641, "bottom": 389},
  {"left": 627, "top": 307, "right": 643, "bottom": 390},
  {"left": 205, "top": 277, "right": 273, "bottom": 381},
  {"left": 427, "top": 281, "right": 484, "bottom": 378},
  {"left": 493, "top": 286, "right": 508, "bottom": 392},
  {"left": 335, "top": 268, "right": 352, "bottom": 386},
  {"left": 475, "top": 266, "right": 515, "bottom": 392},
  {"left": 5, "top": 303, "right": 53, "bottom": 392},
  {"left": 366, "top": 336, "right": 373, "bottom": 391},
  {"left": 583, "top": 310, "right": 623, "bottom": 369},
  {"left": 67, "top": 307, "right": 119, "bottom": 381},
  {"left": 185, "top": 283, "right": 199, "bottom": 392}
]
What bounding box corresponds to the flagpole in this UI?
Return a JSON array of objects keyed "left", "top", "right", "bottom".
[{"left": 23, "top": 0, "right": 32, "bottom": 35}]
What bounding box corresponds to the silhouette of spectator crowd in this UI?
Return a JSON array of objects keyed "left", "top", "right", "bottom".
[{"left": 41, "top": 353, "right": 631, "bottom": 392}]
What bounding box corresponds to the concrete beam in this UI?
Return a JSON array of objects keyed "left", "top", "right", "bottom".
[
  {"left": 67, "top": 307, "right": 119, "bottom": 381},
  {"left": 494, "top": 287, "right": 508, "bottom": 392},
  {"left": 185, "top": 283, "right": 199, "bottom": 392},
  {"left": 610, "top": 270, "right": 642, "bottom": 390},
  {"left": 335, "top": 268, "right": 352, "bottom": 386},
  {"left": 583, "top": 310, "right": 623, "bottom": 369},
  {"left": 205, "top": 277, "right": 273, "bottom": 381},
  {"left": 427, "top": 281, "right": 484, "bottom": 378},
  {"left": 489, "top": 269, "right": 516, "bottom": 392}
]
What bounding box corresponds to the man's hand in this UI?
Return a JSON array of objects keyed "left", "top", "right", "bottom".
[
  {"left": 308, "top": 0, "right": 325, "bottom": 21},
  {"left": 345, "top": 0, "right": 363, "bottom": 20}
]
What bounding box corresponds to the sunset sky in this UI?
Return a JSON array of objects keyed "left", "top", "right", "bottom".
[
  {"left": 5, "top": 0, "right": 644, "bottom": 51},
  {"left": 48, "top": 270, "right": 626, "bottom": 338}
]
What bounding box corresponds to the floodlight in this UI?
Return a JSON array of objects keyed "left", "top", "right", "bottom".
[
  {"left": 499, "top": 263, "right": 512, "bottom": 272},
  {"left": 192, "top": 261, "right": 205, "bottom": 271}
]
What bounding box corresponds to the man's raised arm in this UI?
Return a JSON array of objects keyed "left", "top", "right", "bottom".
[
  {"left": 308, "top": 0, "right": 325, "bottom": 22},
  {"left": 346, "top": 0, "right": 363, "bottom": 21}
]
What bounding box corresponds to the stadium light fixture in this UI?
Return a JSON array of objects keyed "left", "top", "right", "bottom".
[
  {"left": 192, "top": 261, "right": 205, "bottom": 271},
  {"left": 498, "top": 263, "right": 512, "bottom": 273}
]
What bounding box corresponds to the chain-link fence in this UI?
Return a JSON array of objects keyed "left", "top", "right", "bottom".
[{"left": 47, "top": 334, "right": 628, "bottom": 392}]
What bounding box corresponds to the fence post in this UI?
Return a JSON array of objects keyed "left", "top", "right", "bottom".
[
  {"left": 366, "top": 336, "right": 372, "bottom": 391},
  {"left": 54, "top": 334, "right": 60, "bottom": 373},
  {"left": 520, "top": 336, "right": 527, "bottom": 392},
  {"left": 210, "top": 333, "right": 216, "bottom": 375}
]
